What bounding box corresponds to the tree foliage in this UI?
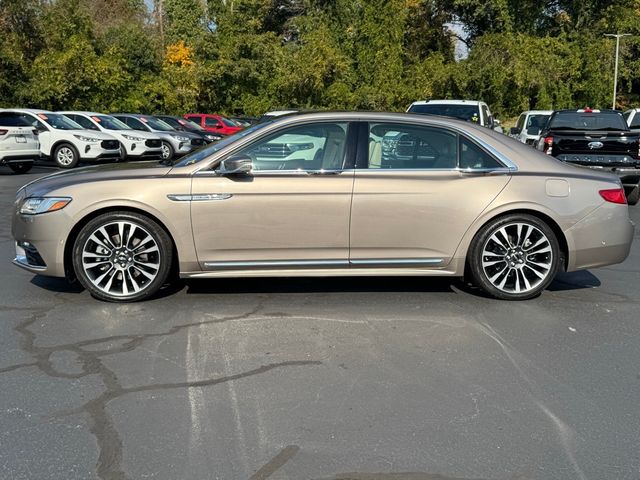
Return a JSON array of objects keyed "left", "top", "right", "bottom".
[{"left": 0, "top": 0, "right": 638, "bottom": 117}]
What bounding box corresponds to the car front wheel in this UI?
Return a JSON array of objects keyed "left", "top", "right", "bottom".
[
  {"left": 72, "top": 212, "right": 173, "bottom": 302},
  {"left": 53, "top": 144, "right": 79, "bottom": 169},
  {"left": 160, "top": 141, "right": 174, "bottom": 161},
  {"left": 468, "top": 214, "right": 560, "bottom": 300}
]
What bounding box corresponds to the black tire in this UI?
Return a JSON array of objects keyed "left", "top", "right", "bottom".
[
  {"left": 160, "top": 141, "right": 174, "bottom": 161},
  {"left": 627, "top": 185, "right": 640, "bottom": 206},
  {"left": 118, "top": 142, "right": 127, "bottom": 162},
  {"left": 72, "top": 211, "right": 174, "bottom": 302},
  {"left": 53, "top": 143, "right": 79, "bottom": 169},
  {"left": 467, "top": 214, "right": 560, "bottom": 300},
  {"left": 9, "top": 162, "right": 33, "bottom": 174}
]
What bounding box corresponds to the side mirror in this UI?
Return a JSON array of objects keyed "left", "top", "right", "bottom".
[
  {"left": 510, "top": 127, "right": 521, "bottom": 135},
  {"left": 526, "top": 126, "right": 541, "bottom": 136},
  {"left": 219, "top": 155, "right": 252, "bottom": 175}
]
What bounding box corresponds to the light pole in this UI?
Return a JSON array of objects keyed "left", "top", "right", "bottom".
[{"left": 604, "top": 33, "right": 631, "bottom": 110}]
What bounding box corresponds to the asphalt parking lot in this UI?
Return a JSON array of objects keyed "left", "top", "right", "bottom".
[{"left": 1, "top": 166, "right": 640, "bottom": 480}]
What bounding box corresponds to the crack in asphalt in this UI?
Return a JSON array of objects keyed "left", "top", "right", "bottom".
[{"left": 1, "top": 302, "right": 322, "bottom": 480}]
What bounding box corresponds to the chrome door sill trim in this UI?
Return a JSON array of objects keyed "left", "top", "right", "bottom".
[
  {"left": 350, "top": 258, "right": 443, "bottom": 265},
  {"left": 204, "top": 259, "right": 349, "bottom": 269}
]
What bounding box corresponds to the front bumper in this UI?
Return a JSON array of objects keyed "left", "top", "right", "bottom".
[
  {"left": 11, "top": 208, "right": 72, "bottom": 278},
  {"left": 565, "top": 201, "right": 635, "bottom": 271},
  {"left": 80, "top": 143, "right": 121, "bottom": 161}
]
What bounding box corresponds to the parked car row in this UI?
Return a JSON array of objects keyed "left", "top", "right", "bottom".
[{"left": 0, "top": 109, "right": 244, "bottom": 172}]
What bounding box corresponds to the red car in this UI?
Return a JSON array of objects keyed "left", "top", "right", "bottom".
[{"left": 183, "top": 114, "right": 243, "bottom": 136}]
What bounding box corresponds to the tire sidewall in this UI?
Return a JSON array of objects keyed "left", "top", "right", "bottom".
[
  {"left": 72, "top": 212, "right": 173, "bottom": 302},
  {"left": 469, "top": 214, "right": 561, "bottom": 300},
  {"left": 54, "top": 143, "right": 79, "bottom": 169}
]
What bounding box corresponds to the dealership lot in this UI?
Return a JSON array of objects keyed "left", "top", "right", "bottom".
[{"left": 1, "top": 168, "right": 640, "bottom": 479}]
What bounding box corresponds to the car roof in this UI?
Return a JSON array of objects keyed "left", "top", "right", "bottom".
[
  {"left": 521, "top": 110, "right": 554, "bottom": 115},
  {"left": 0, "top": 108, "right": 51, "bottom": 114},
  {"left": 58, "top": 111, "right": 111, "bottom": 117},
  {"left": 409, "top": 100, "right": 484, "bottom": 106}
]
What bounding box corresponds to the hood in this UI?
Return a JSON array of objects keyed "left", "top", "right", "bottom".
[
  {"left": 20, "top": 161, "right": 172, "bottom": 197},
  {"left": 151, "top": 130, "right": 202, "bottom": 140},
  {"left": 109, "top": 129, "right": 162, "bottom": 140},
  {"left": 68, "top": 129, "right": 119, "bottom": 140}
]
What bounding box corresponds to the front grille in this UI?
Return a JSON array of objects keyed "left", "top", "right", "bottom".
[
  {"left": 145, "top": 139, "right": 161, "bottom": 148},
  {"left": 101, "top": 140, "right": 119, "bottom": 150},
  {"left": 191, "top": 138, "right": 205, "bottom": 146}
]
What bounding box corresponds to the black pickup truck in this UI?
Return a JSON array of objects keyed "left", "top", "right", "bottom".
[{"left": 536, "top": 109, "right": 640, "bottom": 204}]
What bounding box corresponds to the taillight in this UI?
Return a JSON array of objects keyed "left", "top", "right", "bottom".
[
  {"left": 599, "top": 188, "right": 627, "bottom": 205},
  {"left": 543, "top": 136, "right": 553, "bottom": 155},
  {"left": 0, "top": 129, "right": 7, "bottom": 136}
]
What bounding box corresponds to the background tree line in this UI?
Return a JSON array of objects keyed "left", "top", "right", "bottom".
[{"left": 1, "top": 0, "right": 639, "bottom": 119}]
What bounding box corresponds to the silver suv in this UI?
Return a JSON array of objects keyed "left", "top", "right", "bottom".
[{"left": 111, "top": 114, "right": 205, "bottom": 160}]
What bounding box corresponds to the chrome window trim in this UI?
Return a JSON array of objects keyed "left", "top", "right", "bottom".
[
  {"left": 194, "top": 169, "right": 355, "bottom": 177},
  {"left": 350, "top": 258, "right": 444, "bottom": 265}
]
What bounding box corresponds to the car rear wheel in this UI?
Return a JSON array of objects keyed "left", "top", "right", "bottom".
[
  {"left": 9, "top": 162, "right": 33, "bottom": 174},
  {"left": 160, "top": 141, "right": 174, "bottom": 161},
  {"left": 468, "top": 214, "right": 560, "bottom": 300},
  {"left": 72, "top": 212, "right": 173, "bottom": 302},
  {"left": 53, "top": 144, "right": 79, "bottom": 169}
]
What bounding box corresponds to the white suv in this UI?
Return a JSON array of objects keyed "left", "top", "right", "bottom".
[
  {"left": 60, "top": 112, "right": 163, "bottom": 160},
  {"left": 407, "top": 100, "right": 500, "bottom": 130},
  {"left": 0, "top": 111, "right": 39, "bottom": 174},
  {"left": 0, "top": 109, "right": 121, "bottom": 168}
]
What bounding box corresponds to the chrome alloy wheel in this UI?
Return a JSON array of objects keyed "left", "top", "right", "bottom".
[
  {"left": 481, "top": 222, "right": 553, "bottom": 294},
  {"left": 81, "top": 221, "right": 161, "bottom": 297},
  {"left": 57, "top": 147, "right": 75, "bottom": 166},
  {"left": 161, "top": 143, "right": 171, "bottom": 159}
]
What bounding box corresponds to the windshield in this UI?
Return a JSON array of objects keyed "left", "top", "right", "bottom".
[
  {"left": 167, "top": 117, "right": 205, "bottom": 132},
  {"left": 220, "top": 116, "right": 239, "bottom": 128},
  {"left": 37, "top": 113, "right": 82, "bottom": 130},
  {"left": 173, "top": 122, "right": 270, "bottom": 167},
  {"left": 139, "top": 116, "right": 175, "bottom": 131},
  {"left": 549, "top": 112, "right": 628, "bottom": 131},
  {"left": 409, "top": 104, "right": 481, "bottom": 123},
  {"left": 93, "top": 115, "right": 130, "bottom": 131}
]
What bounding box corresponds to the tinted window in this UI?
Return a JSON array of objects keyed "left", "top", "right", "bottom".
[
  {"left": 119, "top": 117, "right": 148, "bottom": 131},
  {"left": 220, "top": 116, "right": 237, "bottom": 127},
  {"left": 549, "top": 112, "right": 628, "bottom": 131},
  {"left": 204, "top": 117, "right": 221, "bottom": 127},
  {"left": 230, "top": 122, "right": 348, "bottom": 171},
  {"left": 35, "top": 113, "right": 82, "bottom": 130},
  {"left": 160, "top": 117, "right": 181, "bottom": 129},
  {"left": 409, "top": 104, "right": 481, "bottom": 124},
  {"left": 94, "top": 115, "right": 129, "bottom": 130},
  {"left": 366, "top": 123, "right": 457, "bottom": 169},
  {"left": 459, "top": 137, "right": 502, "bottom": 170},
  {"left": 72, "top": 115, "right": 100, "bottom": 130},
  {"left": 631, "top": 113, "right": 640, "bottom": 129},
  {"left": 0, "top": 112, "right": 31, "bottom": 127},
  {"left": 527, "top": 114, "right": 549, "bottom": 130}
]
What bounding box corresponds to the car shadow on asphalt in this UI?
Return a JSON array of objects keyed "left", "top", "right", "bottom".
[
  {"left": 27, "top": 270, "right": 600, "bottom": 300},
  {"left": 548, "top": 270, "right": 601, "bottom": 291}
]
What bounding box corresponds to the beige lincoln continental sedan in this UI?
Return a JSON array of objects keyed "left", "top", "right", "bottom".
[{"left": 12, "top": 112, "right": 634, "bottom": 302}]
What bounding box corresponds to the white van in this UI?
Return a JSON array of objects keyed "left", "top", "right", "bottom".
[{"left": 0, "top": 109, "right": 121, "bottom": 168}]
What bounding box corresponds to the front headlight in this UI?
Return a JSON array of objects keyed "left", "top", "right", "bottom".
[
  {"left": 171, "top": 134, "right": 190, "bottom": 141},
  {"left": 20, "top": 197, "right": 72, "bottom": 215},
  {"left": 122, "top": 134, "right": 146, "bottom": 142},
  {"left": 73, "top": 134, "right": 101, "bottom": 143}
]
